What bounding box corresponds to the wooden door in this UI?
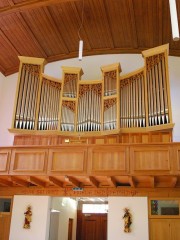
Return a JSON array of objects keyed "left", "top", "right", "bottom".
[
  {"left": 68, "top": 218, "right": 73, "bottom": 240},
  {"left": 100, "top": 215, "right": 107, "bottom": 240},
  {"left": 80, "top": 214, "right": 107, "bottom": 240},
  {"left": 0, "top": 214, "right": 11, "bottom": 240},
  {"left": 150, "top": 219, "right": 170, "bottom": 240},
  {"left": 82, "top": 215, "right": 98, "bottom": 240},
  {"left": 171, "top": 219, "right": 180, "bottom": 240}
]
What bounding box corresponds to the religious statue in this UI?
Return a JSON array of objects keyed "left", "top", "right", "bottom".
[
  {"left": 122, "top": 208, "right": 132, "bottom": 233},
  {"left": 23, "top": 205, "right": 32, "bottom": 229}
]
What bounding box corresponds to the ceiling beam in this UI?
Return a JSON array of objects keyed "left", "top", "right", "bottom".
[
  {"left": 0, "top": 0, "right": 80, "bottom": 16},
  {"left": 11, "top": 176, "right": 29, "bottom": 187},
  {"left": 88, "top": 176, "right": 99, "bottom": 188},
  {"left": 107, "top": 177, "right": 117, "bottom": 187},
  {"left": 149, "top": 176, "right": 155, "bottom": 188},
  {"left": 0, "top": 178, "right": 13, "bottom": 187},
  {"left": 89, "top": 176, "right": 99, "bottom": 188},
  {"left": 49, "top": 176, "right": 63, "bottom": 188},
  {"left": 171, "top": 176, "right": 178, "bottom": 188},
  {"left": 128, "top": 176, "right": 136, "bottom": 188},
  {"left": 66, "top": 176, "right": 80, "bottom": 187},
  {"left": 30, "top": 176, "right": 46, "bottom": 187}
]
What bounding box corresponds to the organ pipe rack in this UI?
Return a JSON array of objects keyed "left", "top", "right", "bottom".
[{"left": 10, "top": 44, "right": 174, "bottom": 136}]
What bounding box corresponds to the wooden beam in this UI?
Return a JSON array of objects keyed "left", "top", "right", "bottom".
[
  {"left": 11, "top": 176, "right": 29, "bottom": 187},
  {"left": 49, "top": 176, "right": 63, "bottom": 188},
  {"left": 0, "top": 0, "right": 80, "bottom": 16},
  {"left": 30, "top": 176, "right": 46, "bottom": 188},
  {"left": 107, "top": 177, "right": 117, "bottom": 187},
  {"left": 150, "top": 176, "right": 155, "bottom": 188},
  {"left": 171, "top": 176, "right": 178, "bottom": 188},
  {"left": 89, "top": 176, "right": 99, "bottom": 188},
  {"left": 128, "top": 176, "right": 136, "bottom": 188},
  {"left": 66, "top": 176, "right": 80, "bottom": 187},
  {"left": 0, "top": 178, "right": 13, "bottom": 187}
]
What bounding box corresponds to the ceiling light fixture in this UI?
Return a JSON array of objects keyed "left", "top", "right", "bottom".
[
  {"left": 78, "top": 0, "right": 85, "bottom": 60},
  {"left": 169, "top": 0, "right": 180, "bottom": 41}
]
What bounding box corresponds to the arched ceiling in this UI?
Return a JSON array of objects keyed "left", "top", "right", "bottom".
[{"left": 1, "top": 0, "right": 180, "bottom": 76}]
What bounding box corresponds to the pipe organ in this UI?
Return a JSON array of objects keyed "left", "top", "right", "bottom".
[{"left": 11, "top": 44, "right": 174, "bottom": 135}]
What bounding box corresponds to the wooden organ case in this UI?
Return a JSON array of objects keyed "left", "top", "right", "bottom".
[{"left": 10, "top": 44, "right": 174, "bottom": 141}]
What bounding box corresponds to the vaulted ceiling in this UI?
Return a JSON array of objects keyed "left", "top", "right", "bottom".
[{"left": 1, "top": 0, "right": 180, "bottom": 76}]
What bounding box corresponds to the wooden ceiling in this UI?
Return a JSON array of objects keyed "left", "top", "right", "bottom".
[{"left": 1, "top": 0, "right": 180, "bottom": 76}]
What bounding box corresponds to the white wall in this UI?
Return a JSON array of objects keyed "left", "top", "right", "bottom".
[
  {"left": 108, "top": 197, "right": 149, "bottom": 240},
  {"left": 1, "top": 54, "right": 180, "bottom": 146},
  {"left": 9, "top": 195, "right": 51, "bottom": 240},
  {"left": 51, "top": 197, "right": 77, "bottom": 240},
  {"left": 0, "top": 73, "right": 18, "bottom": 146}
]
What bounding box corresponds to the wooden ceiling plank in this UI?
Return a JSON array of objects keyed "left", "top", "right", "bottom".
[
  {"left": 49, "top": 176, "right": 63, "bottom": 188},
  {"left": 99, "top": 0, "right": 114, "bottom": 48},
  {"left": 66, "top": 176, "right": 80, "bottom": 187},
  {"left": 16, "top": 12, "right": 48, "bottom": 58},
  {"left": 11, "top": 176, "right": 29, "bottom": 187},
  {"left": 128, "top": 176, "right": 136, "bottom": 188},
  {"left": 0, "top": 178, "right": 13, "bottom": 187},
  {"left": 89, "top": 176, "right": 99, "bottom": 188},
  {"left": 43, "top": 7, "right": 69, "bottom": 54},
  {"left": 158, "top": 0, "right": 163, "bottom": 45},
  {"left": 30, "top": 176, "right": 46, "bottom": 187},
  {"left": 128, "top": 0, "right": 138, "bottom": 48},
  {"left": 70, "top": 1, "right": 92, "bottom": 51},
  {"left": 7, "top": 0, "right": 15, "bottom": 6},
  {"left": 107, "top": 177, "right": 117, "bottom": 187},
  {"left": 0, "top": 29, "right": 20, "bottom": 55},
  {"left": 0, "top": 0, "right": 80, "bottom": 16}
]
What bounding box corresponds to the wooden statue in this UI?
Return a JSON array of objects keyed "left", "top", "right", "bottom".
[
  {"left": 122, "top": 208, "right": 132, "bottom": 233},
  {"left": 23, "top": 205, "right": 32, "bottom": 229}
]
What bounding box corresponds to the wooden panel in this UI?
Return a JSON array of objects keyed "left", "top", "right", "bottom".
[
  {"left": 150, "top": 219, "right": 170, "bottom": 240},
  {"left": 171, "top": 219, "right": 180, "bottom": 240},
  {"left": 0, "top": 213, "right": 11, "bottom": 240},
  {"left": 10, "top": 148, "right": 47, "bottom": 175},
  {"left": 171, "top": 146, "right": 180, "bottom": 174},
  {"left": 48, "top": 147, "right": 88, "bottom": 175},
  {"left": 130, "top": 146, "right": 172, "bottom": 174},
  {"left": 0, "top": 150, "right": 11, "bottom": 174},
  {"left": 89, "top": 146, "right": 129, "bottom": 175}
]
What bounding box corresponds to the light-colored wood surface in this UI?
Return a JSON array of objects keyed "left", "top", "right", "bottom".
[
  {"left": 0, "top": 143, "right": 180, "bottom": 193},
  {"left": 150, "top": 219, "right": 170, "bottom": 240},
  {"left": 0, "top": 213, "right": 11, "bottom": 240}
]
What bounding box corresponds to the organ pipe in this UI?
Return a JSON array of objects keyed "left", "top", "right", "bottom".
[{"left": 12, "top": 44, "right": 173, "bottom": 135}]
